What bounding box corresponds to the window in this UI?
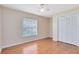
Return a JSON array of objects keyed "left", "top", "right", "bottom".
[{"left": 22, "top": 18, "right": 37, "bottom": 37}]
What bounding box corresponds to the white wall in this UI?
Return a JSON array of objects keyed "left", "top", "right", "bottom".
[
  {"left": 1, "top": 6, "right": 50, "bottom": 48},
  {"left": 52, "top": 16, "right": 58, "bottom": 41}
]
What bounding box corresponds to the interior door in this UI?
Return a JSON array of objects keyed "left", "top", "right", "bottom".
[
  {"left": 71, "top": 13, "right": 79, "bottom": 46},
  {"left": 58, "top": 15, "right": 73, "bottom": 43},
  {"left": 58, "top": 13, "right": 79, "bottom": 46}
]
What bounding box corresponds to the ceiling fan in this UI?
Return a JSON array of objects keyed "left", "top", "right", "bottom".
[{"left": 39, "top": 4, "right": 49, "bottom": 12}]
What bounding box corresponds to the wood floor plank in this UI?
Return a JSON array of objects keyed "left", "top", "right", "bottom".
[{"left": 1, "top": 38, "right": 79, "bottom": 54}]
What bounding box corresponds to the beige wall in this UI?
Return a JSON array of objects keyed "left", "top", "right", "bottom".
[
  {"left": 49, "top": 18, "right": 53, "bottom": 37},
  {"left": 0, "top": 6, "right": 2, "bottom": 52},
  {"left": 0, "top": 6, "right": 50, "bottom": 48},
  {"left": 53, "top": 7, "right": 79, "bottom": 16}
]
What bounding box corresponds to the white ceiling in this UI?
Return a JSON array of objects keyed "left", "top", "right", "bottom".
[{"left": 2, "top": 4, "right": 79, "bottom": 18}]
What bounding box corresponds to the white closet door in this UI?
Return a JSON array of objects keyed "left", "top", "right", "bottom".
[
  {"left": 58, "top": 15, "right": 73, "bottom": 43},
  {"left": 65, "top": 15, "right": 74, "bottom": 44},
  {"left": 72, "top": 13, "right": 79, "bottom": 46},
  {"left": 58, "top": 13, "right": 79, "bottom": 46},
  {"left": 58, "top": 14, "right": 72, "bottom": 43},
  {"left": 58, "top": 16, "right": 67, "bottom": 42}
]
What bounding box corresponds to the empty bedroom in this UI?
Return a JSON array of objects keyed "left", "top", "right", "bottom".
[{"left": 0, "top": 4, "right": 79, "bottom": 54}]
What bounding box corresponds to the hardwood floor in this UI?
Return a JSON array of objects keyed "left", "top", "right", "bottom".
[{"left": 1, "top": 38, "right": 79, "bottom": 54}]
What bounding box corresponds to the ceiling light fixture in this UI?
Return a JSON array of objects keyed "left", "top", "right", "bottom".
[{"left": 40, "top": 4, "right": 49, "bottom": 12}]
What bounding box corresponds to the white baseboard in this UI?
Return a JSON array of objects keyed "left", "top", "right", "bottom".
[
  {"left": 2, "top": 36, "right": 50, "bottom": 49},
  {"left": 2, "top": 39, "right": 36, "bottom": 48}
]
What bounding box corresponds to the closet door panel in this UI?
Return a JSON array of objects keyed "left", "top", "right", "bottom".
[
  {"left": 72, "top": 13, "right": 79, "bottom": 46},
  {"left": 58, "top": 16, "right": 67, "bottom": 42},
  {"left": 58, "top": 15, "right": 74, "bottom": 44},
  {"left": 66, "top": 15, "right": 76, "bottom": 44}
]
